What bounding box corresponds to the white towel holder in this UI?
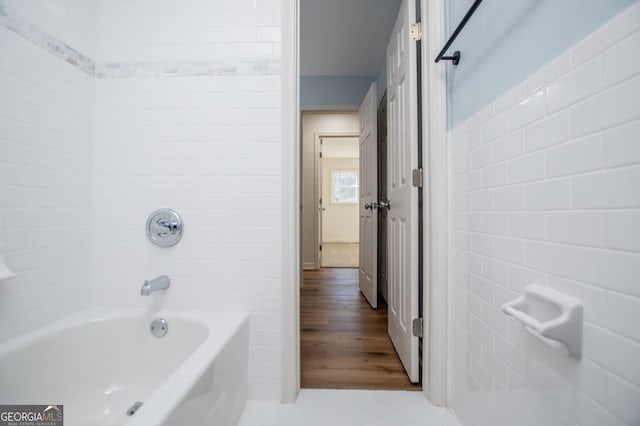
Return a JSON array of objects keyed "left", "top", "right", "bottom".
[
  {"left": 501, "top": 284, "right": 583, "bottom": 358},
  {"left": 0, "top": 245, "right": 16, "bottom": 281}
]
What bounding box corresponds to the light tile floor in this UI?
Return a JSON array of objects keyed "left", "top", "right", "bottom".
[{"left": 238, "top": 389, "right": 458, "bottom": 426}]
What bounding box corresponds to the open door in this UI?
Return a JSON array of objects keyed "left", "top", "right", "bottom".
[
  {"left": 358, "top": 82, "right": 378, "bottom": 308},
  {"left": 386, "top": 0, "right": 419, "bottom": 382}
]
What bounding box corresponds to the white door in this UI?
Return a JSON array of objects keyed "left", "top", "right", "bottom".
[
  {"left": 386, "top": 0, "right": 419, "bottom": 382},
  {"left": 358, "top": 83, "right": 378, "bottom": 308}
]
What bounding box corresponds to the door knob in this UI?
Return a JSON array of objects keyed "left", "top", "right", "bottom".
[{"left": 378, "top": 200, "right": 391, "bottom": 210}]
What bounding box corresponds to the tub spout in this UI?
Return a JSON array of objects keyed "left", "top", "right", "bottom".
[{"left": 140, "top": 275, "right": 170, "bottom": 296}]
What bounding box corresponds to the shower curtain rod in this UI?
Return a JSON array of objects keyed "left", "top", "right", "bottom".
[{"left": 434, "top": 0, "right": 484, "bottom": 65}]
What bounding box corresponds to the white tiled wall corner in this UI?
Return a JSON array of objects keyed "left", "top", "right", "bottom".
[
  {"left": 0, "top": 24, "right": 94, "bottom": 341},
  {"left": 92, "top": 0, "right": 282, "bottom": 400},
  {"left": 448, "top": 4, "right": 640, "bottom": 425}
]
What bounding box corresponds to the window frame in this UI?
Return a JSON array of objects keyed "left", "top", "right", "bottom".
[{"left": 330, "top": 169, "right": 359, "bottom": 204}]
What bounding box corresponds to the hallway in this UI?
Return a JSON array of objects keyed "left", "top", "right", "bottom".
[{"left": 301, "top": 268, "right": 420, "bottom": 390}]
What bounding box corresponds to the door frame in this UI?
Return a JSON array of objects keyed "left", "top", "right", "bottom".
[
  {"left": 314, "top": 131, "right": 360, "bottom": 269},
  {"left": 281, "top": 0, "right": 449, "bottom": 405}
]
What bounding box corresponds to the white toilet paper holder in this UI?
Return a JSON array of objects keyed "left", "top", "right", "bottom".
[{"left": 501, "top": 284, "right": 583, "bottom": 358}]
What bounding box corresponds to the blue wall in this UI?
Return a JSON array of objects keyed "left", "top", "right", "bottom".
[
  {"left": 446, "top": 0, "right": 639, "bottom": 128},
  {"left": 300, "top": 75, "right": 375, "bottom": 109}
]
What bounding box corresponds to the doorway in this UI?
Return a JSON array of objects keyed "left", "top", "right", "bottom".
[
  {"left": 282, "top": 0, "right": 450, "bottom": 405},
  {"left": 298, "top": 0, "right": 422, "bottom": 390},
  {"left": 319, "top": 137, "right": 360, "bottom": 268}
]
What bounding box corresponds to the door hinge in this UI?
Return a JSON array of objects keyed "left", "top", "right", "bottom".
[
  {"left": 319, "top": 244, "right": 322, "bottom": 252},
  {"left": 319, "top": 151, "right": 323, "bottom": 158},
  {"left": 412, "top": 168, "right": 423, "bottom": 188},
  {"left": 412, "top": 318, "right": 423, "bottom": 337},
  {"left": 410, "top": 22, "right": 422, "bottom": 41}
]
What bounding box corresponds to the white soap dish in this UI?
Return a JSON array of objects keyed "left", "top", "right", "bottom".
[
  {"left": 0, "top": 245, "right": 16, "bottom": 281},
  {"left": 501, "top": 284, "right": 583, "bottom": 358}
]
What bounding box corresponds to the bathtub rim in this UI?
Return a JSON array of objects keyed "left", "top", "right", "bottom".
[{"left": 0, "top": 307, "right": 249, "bottom": 425}]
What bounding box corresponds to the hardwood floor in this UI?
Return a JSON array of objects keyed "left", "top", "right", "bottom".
[{"left": 301, "top": 268, "right": 421, "bottom": 390}]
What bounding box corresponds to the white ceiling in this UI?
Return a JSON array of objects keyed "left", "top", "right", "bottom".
[{"left": 300, "top": 0, "right": 402, "bottom": 77}]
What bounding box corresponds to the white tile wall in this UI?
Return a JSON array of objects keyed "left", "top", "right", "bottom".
[
  {"left": 92, "top": 0, "right": 282, "bottom": 400},
  {"left": 95, "top": 0, "right": 280, "bottom": 64},
  {"left": 0, "top": 22, "right": 94, "bottom": 341},
  {"left": 448, "top": 4, "right": 640, "bottom": 425}
]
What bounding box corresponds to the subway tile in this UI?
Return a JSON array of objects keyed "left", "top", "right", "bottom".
[
  {"left": 481, "top": 345, "right": 508, "bottom": 385},
  {"left": 450, "top": 132, "right": 469, "bottom": 159},
  {"left": 547, "top": 276, "right": 607, "bottom": 326},
  {"left": 472, "top": 234, "right": 494, "bottom": 257},
  {"left": 572, "top": 166, "right": 640, "bottom": 209},
  {"left": 482, "top": 112, "right": 508, "bottom": 143},
  {"left": 472, "top": 275, "right": 494, "bottom": 304},
  {"left": 525, "top": 177, "right": 572, "bottom": 210},
  {"left": 493, "top": 130, "right": 524, "bottom": 162},
  {"left": 494, "top": 332, "right": 526, "bottom": 376},
  {"left": 525, "top": 241, "right": 573, "bottom": 278},
  {"left": 468, "top": 170, "right": 483, "bottom": 192},
  {"left": 493, "top": 285, "right": 518, "bottom": 310},
  {"left": 482, "top": 163, "right": 507, "bottom": 188},
  {"left": 494, "top": 185, "right": 525, "bottom": 211},
  {"left": 599, "top": 75, "right": 640, "bottom": 129},
  {"left": 547, "top": 211, "right": 606, "bottom": 248},
  {"left": 573, "top": 247, "right": 640, "bottom": 297},
  {"left": 471, "top": 189, "right": 493, "bottom": 212},
  {"left": 583, "top": 324, "right": 640, "bottom": 388},
  {"left": 603, "top": 30, "right": 640, "bottom": 87},
  {"left": 545, "top": 348, "right": 607, "bottom": 406},
  {"left": 508, "top": 212, "right": 546, "bottom": 240},
  {"left": 603, "top": 292, "right": 640, "bottom": 342},
  {"left": 569, "top": 95, "right": 603, "bottom": 138},
  {"left": 482, "top": 212, "right": 508, "bottom": 236},
  {"left": 570, "top": 389, "right": 625, "bottom": 426},
  {"left": 494, "top": 237, "right": 525, "bottom": 265},
  {"left": 546, "top": 57, "right": 602, "bottom": 114},
  {"left": 508, "top": 264, "right": 547, "bottom": 292},
  {"left": 471, "top": 314, "right": 494, "bottom": 346},
  {"left": 482, "top": 257, "right": 508, "bottom": 286},
  {"left": 604, "top": 120, "right": 640, "bottom": 168},
  {"left": 606, "top": 210, "right": 640, "bottom": 252},
  {"left": 507, "top": 151, "right": 545, "bottom": 184},
  {"left": 508, "top": 90, "right": 545, "bottom": 131},
  {"left": 605, "top": 373, "right": 640, "bottom": 424},
  {"left": 524, "top": 110, "right": 570, "bottom": 152},
  {"left": 470, "top": 144, "right": 493, "bottom": 170}
]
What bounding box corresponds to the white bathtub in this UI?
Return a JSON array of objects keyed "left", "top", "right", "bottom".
[{"left": 0, "top": 308, "right": 249, "bottom": 426}]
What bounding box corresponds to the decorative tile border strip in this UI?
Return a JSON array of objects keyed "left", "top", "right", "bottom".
[
  {"left": 0, "top": 3, "right": 95, "bottom": 76},
  {"left": 95, "top": 58, "right": 280, "bottom": 79},
  {"left": 0, "top": 3, "right": 279, "bottom": 78}
]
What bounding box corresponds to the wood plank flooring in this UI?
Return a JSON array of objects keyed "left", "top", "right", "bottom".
[{"left": 301, "top": 268, "right": 421, "bottom": 390}]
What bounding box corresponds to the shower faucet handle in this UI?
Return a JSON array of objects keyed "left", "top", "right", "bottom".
[{"left": 146, "top": 208, "right": 184, "bottom": 247}]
